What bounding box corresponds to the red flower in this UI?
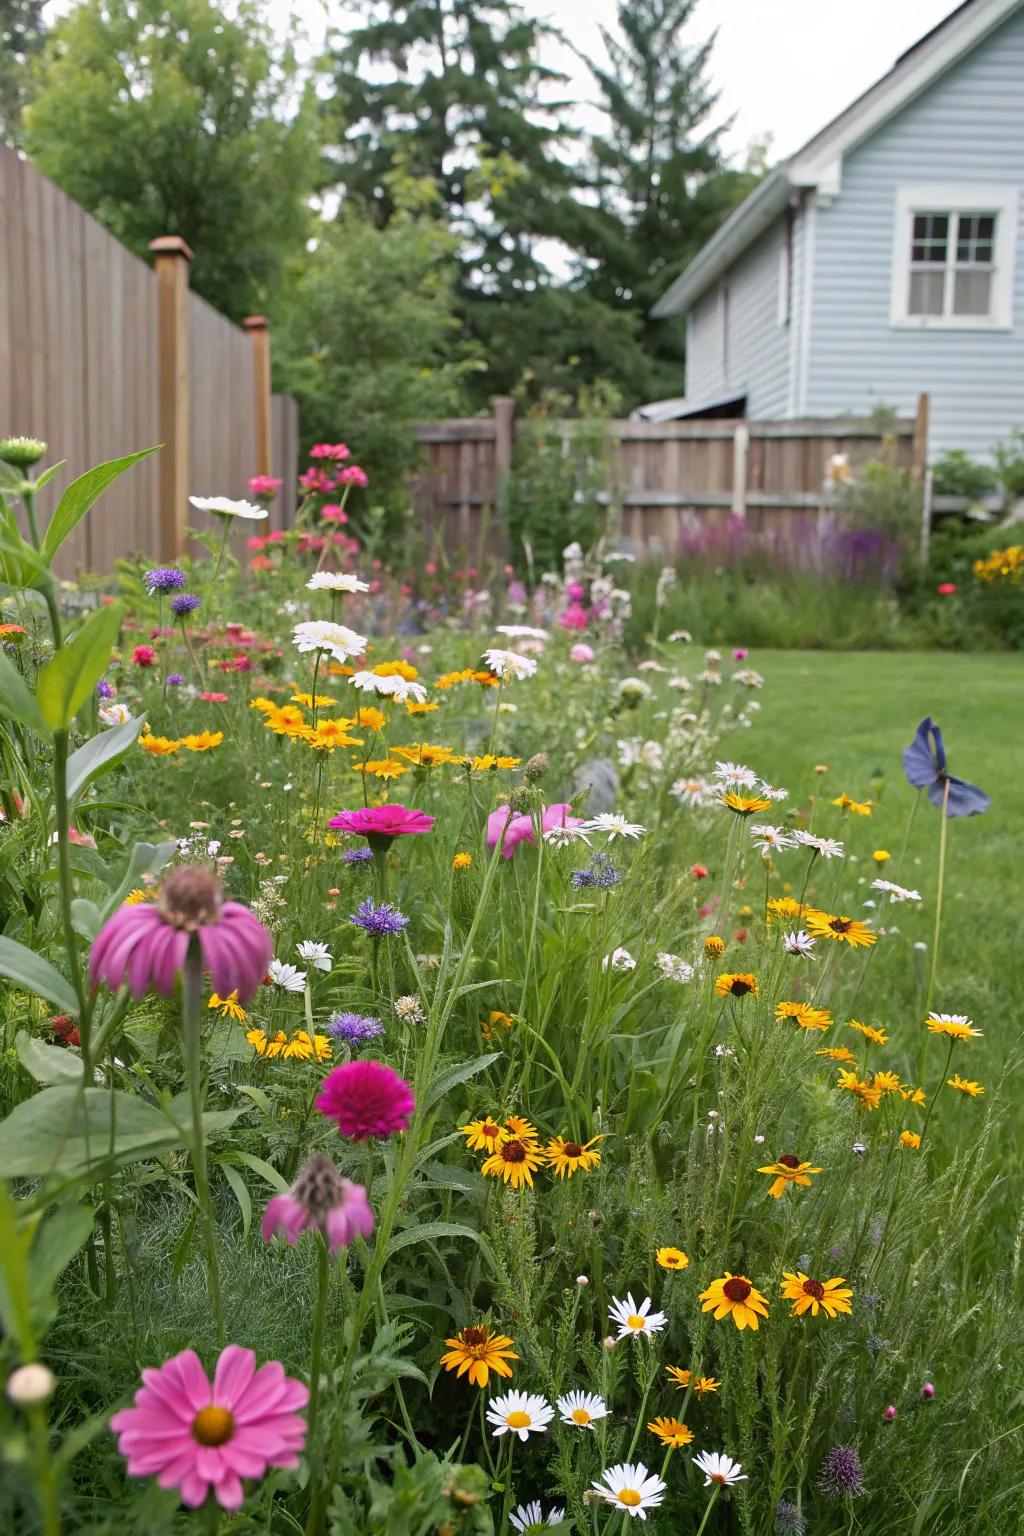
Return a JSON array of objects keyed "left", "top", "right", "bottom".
[
  {"left": 691, "top": 864, "right": 710, "bottom": 879},
  {"left": 200, "top": 691, "right": 229, "bottom": 703},
  {"left": 936, "top": 582, "right": 957, "bottom": 596},
  {"left": 132, "top": 645, "right": 157, "bottom": 668}
]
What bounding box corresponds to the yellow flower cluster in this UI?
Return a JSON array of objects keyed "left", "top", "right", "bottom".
[
  {"left": 246, "top": 1028, "right": 332, "bottom": 1062},
  {"left": 459, "top": 1115, "right": 603, "bottom": 1187},
  {"left": 973, "top": 544, "right": 1023, "bottom": 583},
  {"left": 140, "top": 728, "right": 223, "bottom": 756}
]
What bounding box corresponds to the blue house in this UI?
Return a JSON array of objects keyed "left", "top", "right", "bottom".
[{"left": 651, "top": 0, "right": 1024, "bottom": 458}]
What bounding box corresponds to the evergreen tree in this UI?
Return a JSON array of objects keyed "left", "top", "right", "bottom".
[{"left": 0, "top": 0, "right": 46, "bottom": 145}]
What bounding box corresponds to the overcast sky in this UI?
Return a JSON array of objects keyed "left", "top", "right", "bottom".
[{"left": 270, "top": 0, "right": 965, "bottom": 162}]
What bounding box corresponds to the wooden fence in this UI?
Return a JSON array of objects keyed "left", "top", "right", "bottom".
[
  {"left": 0, "top": 144, "right": 298, "bottom": 576},
  {"left": 411, "top": 398, "right": 925, "bottom": 558}
]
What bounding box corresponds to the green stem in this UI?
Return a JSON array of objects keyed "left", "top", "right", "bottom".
[
  {"left": 694, "top": 1484, "right": 722, "bottom": 1536},
  {"left": 28, "top": 1406, "right": 61, "bottom": 1536},
  {"left": 307, "top": 1233, "right": 331, "bottom": 1447},
  {"left": 182, "top": 940, "right": 224, "bottom": 1346},
  {"left": 52, "top": 730, "right": 91, "bottom": 1050},
  {"left": 918, "top": 1037, "right": 956, "bottom": 1148},
  {"left": 205, "top": 517, "right": 232, "bottom": 627}
]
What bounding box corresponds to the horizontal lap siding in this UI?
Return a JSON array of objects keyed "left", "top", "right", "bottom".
[
  {"left": 807, "top": 7, "right": 1024, "bottom": 457},
  {"left": 684, "top": 218, "right": 792, "bottom": 417}
]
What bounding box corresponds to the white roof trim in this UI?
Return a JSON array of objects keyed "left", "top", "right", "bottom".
[{"left": 653, "top": 0, "right": 1024, "bottom": 317}]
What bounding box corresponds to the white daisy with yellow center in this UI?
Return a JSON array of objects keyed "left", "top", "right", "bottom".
[
  {"left": 556, "top": 1390, "right": 608, "bottom": 1430},
  {"left": 608, "top": 1293, "right": 667, "bottom": 1340},
  {"left": 591, "top": 1462, "right": 667, "bottom": 1520},
  {"left": 486, "top": 1390, "right": 554, "bottom": 1442},
  {"left": 692, "top": 1449, "right": 747, "bottom": 1487}
]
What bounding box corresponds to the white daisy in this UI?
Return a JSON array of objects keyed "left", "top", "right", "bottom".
[
  {"left": 749, "top": 824, "right": 798, "bottom": 853},
  {"left": 758, "top": 781, "right": 789, "bottom": 801},
  {"left": 692, "top": 1450, "right": 747, "bottom": 1488},
  {"left": 543, "top": 823, "right": 591, "bottom": 847},
  {"left": 608, "top": 1294, "right": 667, "bottom": 1339},
  {"left": 189, "top": 494, "right": 267, "bottom": 521},
  {"left": 494, "top": 625, "right": 549, "bottom": 641},
  {"left": 705, "top": 649, "right": 721, "bottom": 664},
  {"left": 584, "top": 812, "right": 647, "bottom": 840},
  {"left": 712, "top": 761, "right": 757, "bottom": 787},
  {"left": 793, "top": 830, "right": 845, "bottom": 859},
  {"left": 697, "top": 669, "right": 722, "bottom": 685},
  {"left": 602, "top": 947, "right": 636, "bottom": 973},
  {"left": 486, "top": 1390, "right": 554, "bottom": 1441},
  {"left": 616, "top": 677, "right": 652, "bottom": 702},
  {"left": 306, "top": 572, "right": 370, "bottom": 593},
  {"left": 871, "top": 879, "right": 923, "bottom": 902},
  {"left": 656, "top": 953, "right": 695, "bottom": 984},
  {"left": 349, "top": 671, "right": 428, "bottom": 704},
  {"left": 556, "top": 1390, "right": 608, "bottom": 1429},
  {"left": 672, "top": 775, "right": 711, "bottom": 807},
  {"left": 268, "top": 960, "right": 306, "bottom": 993},
  {"left": 296, "top": 941, "right": 332, "bottom": 972},
  {"left": 481, "top": 648, "right": 538, "bottom": 681},
  {"left": 926, "top": 1011, "right": 974, "bottom": 1027},
  {"left": 509, "top": 1503, "right": 566, "bottom": 1533},
  {"left": 591, "top": 1462, "right": 667, "bottom": 1520},
  {"left": 666, "top": 628, "right": 692, "bottom": 642},
  {"left": 783, "top": 930, "right": 816, "bottom": 956},
  {"left": 637, "top": 659, "right": 667, "bottom": 673},
  {"left": 99, "top": 703, "right": 133, "bottom": 726},
  {"left": 292, "top": 620, "right": 367, "bottom": 663}
]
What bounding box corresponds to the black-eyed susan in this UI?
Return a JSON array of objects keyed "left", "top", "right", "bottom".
[
  {"left": 656, "top": 1246, "right": 689, "bottom": 1270},
  {"left": 698, "top": 1273, "right": 770, "bottom": 1331},
  {"left": 780, "top": 1272, "right": 853, "bottom": 1319},
  {"left": 647, "top": 1416, "right": 694, "bottom": 1449},
  {"left": 208, "top": 990, "right": 246, "bottom": 1022},
  {"left": 775, "top": 1000, "right": 831, "bottom": 1032},
  {"left": 836, "top": 1068, "right": 883, "bottom": 1111},
  {"left": 546, "top": 1134, "right": 603, "bottom": 1178},
  {"left": 757, "top": 1155, "right": 822, "bottom": 1199},
  {"left": 481, "top": 1137, "right": 546, "bottom": 1189},
  {"left": 926, "top": 1012, "right": 982, "bottom": 1043},
  {"left": 805, "top": 911, "right": 877, "bottom": 949},
  {"left": 440, "top": 1326, "right": 518, "bottom": 1387},
  {"left": 460, "top": 1117, "right": 506, "bottom": 1152},
  {"left": 714, "top": 972, "right": 758, "bottom": 998},
  {"left": 816, "top": 1046, "right": 858, "bottom": 1064},
  {"left": 504, "top": 1114, "right": 539, "bottom": 1142},
  {"left": 948, "top": 1074, "right": 984, "bottom": 1097},
  {"left": 900, "top": 1130, "right": 922, "bottom": 1149},
  {"left": 249, "top": 1028, "right": 330, "bottom": 1060},
  {"left": 848, "top": 1019, "right": 889, "bottom": 1046},
  {"left": 722, "top": 792, "right": 773, "bottom": 817}
]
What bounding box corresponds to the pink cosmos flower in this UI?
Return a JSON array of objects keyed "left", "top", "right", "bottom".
[
  {"left": 246, "top": 475, "right": 283, "bottom": 499},
  {"left": 570, "top": 642, "right": 595, "bottom": 663},
  {"left": 337, "top": 465, "right": 368, "bottom": 488},
  {"left": 486, "top": 801, "right": 583, "bottom": 858},
  {"left": 309, "top": 442, "right": 351, "bottom": 462},
  {"left": 90, "top": 867, "right": 272, "bottom": 1001},
  {"left": 132, "top": 645, "right": 157, "bottom": 668},
  {"left": 109, "top": 1345, "right": 308, "bottom": 1510},
  {"left": 262, "top": 1156, "right": 374, "bottom": 1253},
  {"left": 328, "top": 804, "right": 435, "bottom": 846},
  {"left": 316, "top": 1060, "right": 415, "bottom": 1141}
]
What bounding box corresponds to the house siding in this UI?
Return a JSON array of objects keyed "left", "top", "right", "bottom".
[
  {"left": 806, "top": 6, "right": 1024, "bottom": 456},
  {"left": 684, "top": 218, "right": 792, "bottom": 416}
]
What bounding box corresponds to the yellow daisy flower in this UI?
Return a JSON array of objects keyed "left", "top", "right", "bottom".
[
  {"left": 647, "top": 1416, "right": 694, "bottom": 1449},
  {"left": 848, "top": 1019, "right": 889, "bottom": 1046},
  {"left": 805, "top": 911, "right": 877, "bottom": 948},
  {"left": 656, "top": 1246, "right": 689, "bottom": 1270},
  {"left": 780, "top": 1272, "right": 853, "bottom": 1319},
  {"left": 208, "top": 990, "right": 246, "bottom": 1022},
  {"left": 775, "top": 1000, "right": 831, "bottom": 1032},
  {"left": 546, "top": 1135, "right": 603, "bottom": 1178},
  {"left": 698, "top": 1273, "right": 770, "bottom": 1331},
  {"left": 440, "top": 1326, "right": 518, "bottom": 1388},
  {"left": 757, "top": 1156, "right": 822, "bottom": 1198},
  {"left": 459, "top": 1117, "right": 506, "bottom": 1152},
  {"left": 900, "top": 1130, "right": 922, "bottom": 1149},
  {"left": 831, "top": 793, "right": 872, "bottom": 815},
  {"left": 836, "top": 1069, "right": 883, "bottom": 1111},
  {"left": 481, "top": 1137, "right": 546, "bottom": 1190},
  {"left": 947, "top": 1075, "right": 984, "bottom": 1097},
  {"left": 722, "top": 792, "right": 773, "bottom": 817}
]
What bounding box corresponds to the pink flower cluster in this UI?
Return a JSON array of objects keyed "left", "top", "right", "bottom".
[
  {"left": 486, "top": 802, "right": 583, "bottom": 858},
  {"left": 246, "top": 475, "right": 283, "bottom": 499},
  {"left": 309, "top": 442, "right": 350, "bottom": 462}
]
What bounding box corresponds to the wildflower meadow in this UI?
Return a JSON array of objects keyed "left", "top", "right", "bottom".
[{"left": 0, "top": 438, "right": 1020, "bottom": 1536}]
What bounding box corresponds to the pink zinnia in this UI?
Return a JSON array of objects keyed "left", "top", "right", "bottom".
[
  {"left": 732, "top": 647, "right": 749, "bottom": 660},
  {"left": 328, "top": 804, "right": 434, "bottom": 848},
  {"left": 316, "top": 1060, "right": 414, "bottom": 1141},
  {"left": 262, "top": 1156, "right": 374, "bottom": 1253},
  {"left": 200, "top": 691, "right": 229, "bottom": 703},
  {"left": 298, "top": 468, "right": 337, "bottom": 495},
  {"left": 337, "top": 465, "right": 368, "bottom": 488},
  {"left": 486, "top": 801, "right": 583, "bottom": 858},
  {"left": 570, "top": 642, "right": 595, "bottom": 663},
  {"left": 90, "top": 867, "right": 272, "bottom": 1001},
  {"left": 110, "top": 1345, "right": 308, "bottom": 1510},
  {"left": 247, "top": 475, "right": 283, "bottom": 499},
  {"left": 132, "top": 645, "right": 157, "bottom": 668},
  {"left": 320, "top": 503, "right": 348, "bottom": 524},
  {"left": 309, "top": 442, "right": 351, "bottom": 462}
]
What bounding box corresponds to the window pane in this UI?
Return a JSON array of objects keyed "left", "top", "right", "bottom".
[
  {"left": 909, "top": 269, "right": 945, "bottom": 315},
  {"left": 912, "top": 212, "right": 948, "bottom": 261},
  {"left": 956, "top": 212, "right": 997, "bottom": 264},
  {"left": 953, "top": 268, "right": 992, "bottom": 316}
]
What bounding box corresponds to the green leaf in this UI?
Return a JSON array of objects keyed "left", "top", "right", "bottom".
[
  {"left": 425, "top": 1052, "right": 501, "bottom": 1112},
  {"left": 229, "top": 1150, "right": 288, "bottom": 1190},
  {"left": 102, "top": 839, "right": 176, "bottom": 917},
  {"left": 66, "top": 713, "right": 147, "bottom": 801},
  {"left": 0, "top": 1184, "right": 33, "bottom": 1351},
  {"left": 0, "top": 649, "right": 46, "bottom": 734},
  {"left": 30, "top": 1201, "right": 95, "bottom": 1297},
  {"left": 15, "top": 1029, "right": 84, "bottom": 1085},
  {"left": 36, "top": 603, "right": 123, "bottom": 730},
  {"left": 218, "top": 1160, "right": 252, "bottom": 1238},
  {"left": 0, "top": 520, "right": 52, "bottom": 591},
  {"left": 32, "top": 460, "right": 68, "bottom": 494},
  {"left": 0, "top": 936, "right": 79, "bottom": 1015},
  {"left": 385, "top": 1221, "right": 496, "bottom": 1272},
  {"left": 70, "top": 898, "right": 103, "bottom": 941},
  {"left": 40, "top": 447, "right": 160, "bottom": 564},
  {"left": 0, "top": 1087, "right": 181, "bottom": 1178}
]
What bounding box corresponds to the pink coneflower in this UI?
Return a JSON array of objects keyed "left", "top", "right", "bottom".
[
  {"left": 328, "top": 804, "right": 435, "bottom": 848},
  {"left": 316, "top": 1060, "right": 415, "bottom": 1141},
  {"left": 110, "top": 1345, "right": 308, "bottom": 1510},
  {"left": 486, "top": 802, "right": 584, "bottom": 858},
  {"left": 309, "top": 442, "right": 351, "bottom": 462},
  {"left": 132, "top": 645, "right": 157, "bottom": 668},
  {"left": 90, "top": 866, "right": 272, "bottom": 1001},
  {"left": 262, "top": 1156, "right": 374, "bottom": 1252}
]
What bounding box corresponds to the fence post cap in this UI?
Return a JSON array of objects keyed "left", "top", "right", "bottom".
[
  {"left": 148, "top": 235, "right": 194, "bottom": 261},
  {"left": 243, "top": 315, "right": 269, "bottom": 332}
]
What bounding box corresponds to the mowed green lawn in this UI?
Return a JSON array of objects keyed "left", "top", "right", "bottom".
[{"left": 741, "top": 650, "right": 1023, "bottom": 1108}]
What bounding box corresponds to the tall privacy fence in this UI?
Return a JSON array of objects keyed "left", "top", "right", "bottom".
[
  {"left": 410, "top": 397, "right": 929, "bottom": 559},
  {"left": 0, "top": 143, "right": 298, "bottom": 577}
]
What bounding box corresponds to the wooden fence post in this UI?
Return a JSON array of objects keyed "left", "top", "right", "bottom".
[
  {"left": 911, "top": 391, "right": 930, "bottom": 488},
  {"left": 732, "top": 423, "right": 749, "bottom": 519},
  {"left": 244, "top": 315, "right": 272, "bottom": 476},
  {"left": 493, "top": 395, "right": 515, "bottom": 509},
  {"left": 149, "top": 236, "right": 193, "bottom": 559}
]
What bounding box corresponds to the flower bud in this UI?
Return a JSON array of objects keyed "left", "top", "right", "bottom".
[
  {"left": 6, "top": 1364, "right": 56, "bottom": 1406},
  {"left": 602, "top": 1336, "right": 616, "bottom": 1351},
  {"left": 883, "top": 1404, "right": 896, "bottom": 1421},
  {"left": 576, "top": 1274, "right": 589, "bottom": 1286},
  {"left": 524, "top": 752, "right": 549, "bottom": 782},
  {"left": 922, "top": 1381, "right": 935, "bottom": 1400}
]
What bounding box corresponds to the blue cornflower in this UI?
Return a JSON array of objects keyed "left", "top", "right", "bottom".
[
  {"left": 144, "top": 566, "right": 187, "bottom": 594},
  {"left": 570, "top": 851, "right": 620, "bottom": 890},
  {"left": 327, "top": 1011, "right": 384, "bottom": 1043},
  {"left": 342, "top": 846, "right": 374, "bottom": 864},
  {"left": 96, "top": 679, "right": 115, "bottom": 700},
  {"left": 570, "top": 867, "right": 596, "bottom": 889},
  {"left": 903, "top": 716, "right": 989, "bottom": 817},
  {"left": 170, "top": 593, "right": 202, "bottom": 617},
  {"left": 351, "top": 899, "right": 409, "bottom": 937},
  {"left": 166, "top": 673, "right": 186, "bottom": 687}
]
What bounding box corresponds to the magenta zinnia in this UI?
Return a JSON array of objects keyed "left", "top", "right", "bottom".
[
  {"left": 315, "top": 1059, "right": 415, "bottom": 1141},
  {"left": 90, "top": 867, "right": 272, "bottom": 1001},
  {"left": 328, "top": 803, "right": 435, "bottom": 846},
  {"left": 109, "top": 1345, "right": 308, "bottom": 1510},
  {"left": 262, "top": 1156, "right": 374, "bottom": 1252}
]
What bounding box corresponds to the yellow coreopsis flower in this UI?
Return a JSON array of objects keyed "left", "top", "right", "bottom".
[{"left": 208, "top": 990, "right": 246, "bottom": 1022}]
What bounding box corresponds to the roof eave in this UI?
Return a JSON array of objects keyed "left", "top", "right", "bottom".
[{"left": 651, "top": 169, "right": 791, "bottom": 318}]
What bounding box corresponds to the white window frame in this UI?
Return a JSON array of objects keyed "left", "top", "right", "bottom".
[{"left": 890, "top": 184, "right": 1017, "bottom": 331}]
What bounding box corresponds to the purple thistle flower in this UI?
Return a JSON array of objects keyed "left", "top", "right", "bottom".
[
  {"left": 327, "top": 1012, "right": 384, "bottom": 1043},
  {"left": 166, "top": 673, "right": 186, "bottom": 687},
  {"left": 96, "top": 679, "right": 115, "bottom": 700},
  {"left": 819, "top": 1446, "right": 864, "bottom": 1500},
  {"left": 342, "top": 846, "right": 374, "bottom": 865},
  {"left": 144, "top": 566, "right": 187, "bottom": 594},
  {"left": 350, "top": 899, "right": 408, "bottom": 937},
  {"left": 171, "top": 593, "right": 202, "bottom": 617}
]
